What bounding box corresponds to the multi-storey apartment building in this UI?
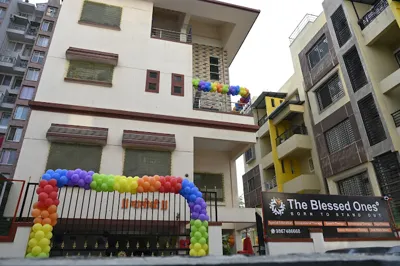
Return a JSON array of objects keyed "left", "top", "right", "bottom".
[
  {"left": 0, "top": 0, "right": 259, "bottom": 258},
  {"left": 243, "top": 0, "right": 400, "bottom": 228},
  {"left": 0, "top": 0, "right": 61, "bottom": 177}
]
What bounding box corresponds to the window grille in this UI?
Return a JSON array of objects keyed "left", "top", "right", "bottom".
[
  {"left": 338, "top": 171, "right": 372, "bottom": 196},
  {"left": 343, "top": 46, "right": 368, "bottom": 92},
  {"left": 331, "top": 6, "right": 351, "bottom": 47},
  {"left": 80, "top": 1, "right": 122, "bottom": 28},
  {"left": 358, "top": 94, "right": 386, "bottom": 146},
  {"left": 316, "top": 73, "right": 344, "bottom": 111},
  {"left": 123, "top": 150, "right": 171, "bottom": 177},
  {"left": 325, "top": 119, "right": 356, "bottom": 154},
  {"left": 67, "top": 61, "right": 114, "bottom": 83}
]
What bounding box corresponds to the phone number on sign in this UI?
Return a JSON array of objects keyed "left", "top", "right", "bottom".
[{"left": 270, "top": 228, "right": 302, "bottom": 234}]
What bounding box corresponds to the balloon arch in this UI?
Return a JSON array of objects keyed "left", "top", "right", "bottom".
[{"left": 25, "top": 169, "right": 209, "bottom": 258}]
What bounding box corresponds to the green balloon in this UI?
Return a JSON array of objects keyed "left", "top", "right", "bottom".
[
  {"left": 190, "top": 237, "right": 198, "bottom": 244},
  {"left": 194, "top": 231, "right": 202, "bottom": 240},
  {"left": 202, "top": 232, "right": 208, "bottom": 239},
  {"left": 199, "top": 226, "right": 206, "bottom": 233},
  {"left": 202, "top": 221, "right": 208, "bottom": 228},
  {"left": 90, "top": 181, "right": 97, "bottom": 189},
  {"left": 194, "top": 219, "right": 202, "bottom": 228},
  {"left": 93, "top": 174, "right": 100, "bottom": 181},
  {"left": 25, "top": 253, "right": 34, "bottom": 258},
  {"left": 190, "top": 232, "right": 194, "bottom": 238},
  {"left": 191, "top": 225, "right": 197, "bottom": 232},
  {"left": 101, "top": 183, "right": 108, "bottom": 191},
  {"left": 199, "top": 237, "right": 207, "bottom": 245},
  {"left": 190, "top": 220, "right": 195, "bottom": 226},
  {"left": 37, "top": 252, "right": 48, "bottom": 258}
]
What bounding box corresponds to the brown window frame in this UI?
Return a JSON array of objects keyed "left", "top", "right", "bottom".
[
  {"left": 171, "top": 73, "right": 184, "bottom": 96},
  {"left": 145, "top": 70, "right": 160, "bottom": 93}
]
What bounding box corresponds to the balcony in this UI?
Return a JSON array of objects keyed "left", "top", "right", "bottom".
[
  {"left": 261, "top": 152, "right": 273, "bottom": 170},
  {"left": 283, "top": 174, "right": 320, "bottom": 194},
  {"left": 0, "top": 55, "right": 27, "bottom": 74},
  {"left": 380, "top": 68, "right": 400, "bottom": 94},
  {"left": 358, "top": 0, "right": 389, "bottom": 30},
  {"left": 1, "top": 95, "right": 16, "bottom": 109},
  {"left": 7, "top": 21, "right": 37, "bottom": 43},
  {"left": 276, "top": 125, "right": 312, "bottom": 159},
  {"left": 151, "top": 26, "right": 192, "bottom": 44},
  {"left": 269, "top": 100, "right": 305, "bottom": 125},
  {"left": 264, "top": 177, "right": 277, "bottom": 191},
  {"left": 392, "top": 110, "right": 400, "bottom": 134},
  {"left": 193, "top": 93, "right": 252, "bottom": 115}
]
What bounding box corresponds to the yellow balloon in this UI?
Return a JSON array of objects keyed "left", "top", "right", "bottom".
[
  {"left": 26, "top": 247, "right": 32, "bottom": 252},
  {"left": 43, "top": 245, "right": 51, "bottom": 253},
  {"left": 29, "top": 232, "right": 35, "bottom": 239},
  {"left": 113, "top": 183, "right": 121, "bottom": 192},
  {"left": 28, "top": 238, "right": 38, "bottom": 248},
  {"left": 32, "top": 223, "right": 42, "bottom": 232},
  {"left": 35, "top": 230, "right": 45, "bottom": 241},
  {"left": 189, "top": 249, "right": 197, "bottom": 256},
  {"left": 131, "top": 181, "right": 138, "bottom": 190},
  {"left": 31, "top": 246, "right": 42, "bottom": 256},
  {"left": 198, "top": 249, "right": 206, "bottom": 256},
  {"left": 25, "top": 253, "right": 34, "bottom": 258},
  {"left": 38, "top": 238, "right": 50, "bottom": 248},
  {"left": 133, "top": 176, "right": 140, "bottom": 181},
  {"left": 202, "top": 243, "right": 209, "bottom": 252},
  {"left": 42, "top": 224, "right": 53, "bottom": 233},
  {"left": 45, "top": 232, "right": 53, "bottom": 239},
  {"left": 194, "top": 243, "right": 201, "bottom": 251}
]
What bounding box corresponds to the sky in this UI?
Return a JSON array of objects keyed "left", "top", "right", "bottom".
[{"left": 29, "top": 0, "right": 324, "bottom": 197}]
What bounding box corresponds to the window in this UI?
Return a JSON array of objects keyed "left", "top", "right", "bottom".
[
  {"left": 123, "top": 150, "right": 171, "bottom": 177},
  {"left": 343, "top": 46, "right": 368, "bottom": 92},
  {"left": 22, "top": 45, "right": 33, "bottom": 57},
  {"left": 316, "top": 74, "right": 344, "bottom": 111},
  {"left": 244, "top": 146, "right": 255, "bottom": 163},
  {"left": 307, "top": 36, "right": 329, "bottom": 69},
  {"left": 26, "top": 68, "right": 40, "bottom": 81},
  {"left": 36, "top": 36, "right": 50, "bottom": 47},
  {"left": 290, "top": 160, "right": 295, "bottom": 174},
  {"left": 331, "top": 5, "right": 351, "bottom": 47},
  {"left": 0, "top": 149, "right": 17, "bottom": 165},
  {"left": 19, "top": 86, "right": 35, "bottom": 100},
  {"left": 358, "top": 94, "right": 386, "bottom": 146},
  {"left": 40, "top": 20, "right": 54, "bottom": 32},
  {"left": 6, "top": 42, "right": 23, "bottom": 53},
  {"left": 13, "top": 106, "right": 29, "bottom": 120},
  {"left": 12, "top": 78, "right": 22, "bottom": 91},
  {"left": 80, "top": 1, "right": 122, "bottom": 29},
  {"left": 248, "top": 177, "right": 255, "bottom": 192},
  {"left": 194, "top": 173, "right": 224, "bottom": 202},
  {"left": 281, "top": 160, "right": 285, "bottom": 173},
  {"left": 325, "top": 119, "right": 356, "bottom": 154},
  {"left": 46, "top": 6, "right": 58, "bottom": 18},
  {"left": 67, "top": 61, "right": 114, "bottom": 84},
  {"left": 31, "top": 51, "right": 45, "bottom": 64},
  {"left": 308, "top": 158, "right": 314, "bottom": 172},
  {"left": 209, "top": 57, "right": 219, "bottom": 81},
  {"left": 6, "top": 127, "right": 22, "bottom": 142},
  {"left": 0, "top": 74, "right": 12, "bottom": 86},
  {"left": 0, "top": 8, "right": 6, "bottom": 19},
  {"left": 171, "top": 73, "right": 184, "bottom": 96},
  {"left": 0, "top": 112, "right": 10, "bottom": 126},
  {"left": 145, "top": 70, "right": 160, "bottom": 93},
  {"left": 46, "top": 143, "right": 102, "bottom": 172},
  {"left": 338, "top": 172, "right": 372, "bottom": 196}
]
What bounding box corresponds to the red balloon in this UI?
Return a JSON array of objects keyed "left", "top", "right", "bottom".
[
  {"left": 36, "top": 201, "right": 45, "bottom": 210},
  {"left": 175, "top": 183, "right": 182, "bottom": 192},
  {"left": 45, "top": 198, "right": 53, "bottom": 207},
  {"left": 165, "top": 176, "right": 171, "bottom": 182},
  {"left": 39, "top": 192, "right": 48, "bottom": 202},
  {"left": 170, "top": 187, "right": 176, "bottom": 194},
  {"left": 44, "top": 185, "right": 53, "bottom": 194},
  {"left": 36, "top": 187, "right": 43, "bottom": 195},
  {"left": 49, "top": 191, "right": 58, "bottom": 199},
  {"left": 171, "top": 178, "right": 177, "bottom": 186},
  {"left": 159, "top": 176, "right": 165, "bottom": 185},
  {"left": 177, "top": 177, "right": 183, "bottom": 184},
  {"left": 39, "top": 180, "right": 48, "bottom": 188},
  {"left": 53, "top": 187, "right": 59, "bottom": 192},
  {"left": 53, "top": 199, "right": 60, "bottom": 206},
  {"left": 48, "top": 179, "right": 57, "bottom": 187},
  {"left": 159, "top": 186, "right": 165, "bottom": 193},
  {"left": 165, "top": 182, "right": 171, "bottom": 190}
]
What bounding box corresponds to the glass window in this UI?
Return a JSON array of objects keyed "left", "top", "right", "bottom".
[
  {"left": 0, "top": 75, "right": 12, "bottom": 86},
  {"left": 307, "top": 36, "right": 329, "bottom": 69},
  {"left": 6, "top": 127, "right": 22, "bottom": 142},
  {"left": 13, "top": 106, "right": 29, "bottom": 120},
  {"left": 46, "top": 7, "right": 58, "bottom": 18},
  {"left": 7, "top": 42, "right": 23, "bottom": 53},
  {"left": 194, "top": 173, "right": 224, "bottom": 201},
  {"left": 19, "top": 86, "right": 35, "bottom": 100},
  {"left": 40, "top": 21, "right": 54, "bottom": 32},
  {"left": 26, "top": 68, "right": 40, "bottom": 81},
  {"left": 31, "top": 51, "right": 45, "bottom": 64},
  {"left": 0, "top": 112, "right": 10, "bottom": 126},
  {"left": 12, "top": 78, "right": 22, "bottom": 91},
  {"left": 325, "top": 119, "right": 356, "bottom": 154},
  {"left": 209, "top": 57, "right": 219, "bottom": 81},
  {"left": 36, "top": 36, "right": 50, "bottom": 47},
  {"left": 0, "top": 8, "right": 6, "bottom": 19},
  {"left": 0, "top": 149, "right": 17, "bottom": 165},
  {"left": 316, "top": 74, "right": 345, "bottom": 111},
  {"left": 22, "top": 45, "right": 33, "bottom": 57},
  {"left": 67, "top": 61, "right": 114, "bottom": 83},
  {"left": 123, "top": 150, "right": 171, "bottom": 177}
]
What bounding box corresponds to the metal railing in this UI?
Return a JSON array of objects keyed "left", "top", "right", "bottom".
[
  {"left": 258, "top": 113, "right": 268, "bottom": 126},
  {"left": 264, "top": 177, "right": 277, "bottom": 190},
  {"left": 151, "top": 26, "right": 192, "bottom": 44},
  {"left": 26, "top": 27, "right": 38, "bottom": 36},
  {"left": 289, "top": 14, "right": 318, "bottom": 45},
  {"left": 0, "top": 55, "right": 15, "bottom": 64},
  {"left": 358, "top": 0, "right": 389, "bottom": 30},
  {"left": 276, "top": 125, "right": 308, "bottom": 146},
  {"left": 2, "top": 95, "right": 16, "bottom": 104},
  {"left": 16, "top": 60, "right": 28, "bottom": 68},
  {"left": 193, "top": 96, "right": 252, "bottom": 115},
  {"left": 8, "top": 22, "right": 27, "bottom": 32},
  {"left": 392, "top": 110, "right": 400, "bottom": 128}
]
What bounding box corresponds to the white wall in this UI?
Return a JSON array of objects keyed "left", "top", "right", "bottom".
[
  {"left": 208, "top": 225, "right": 223, "bottom": 255},
  {"left": 0, "top": 227, "right": 30, "bottom": 258},
  {"left": 36, "top": 0, "right": 253, "bottom": 125},
  {"left": 267, "top": 242, "right": 315, "bottom": 255}
]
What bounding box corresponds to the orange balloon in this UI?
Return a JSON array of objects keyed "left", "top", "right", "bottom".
[
  {"left": 33, "top": 217, "right": 42, "bottom": 224},
  {"left": 153, "top": 175, "right": 160, "bottom": 181},
  {"left": 137, "top": 179, "right": 144, "bottom": 186},
  {"left": 137, "top": 186, "right": 144, "bottom": 193},
  {"left": 149, "top": 186, "right": 155, "bottom": 192},
  {"left": 42, "top": 218, "right": 51, "bottom": 225},
  {"left": 154, "top": 181, "right": 161, "bottom": 190},
  {"left": 48, "top": 205, "right": 57, "bottom": 214},
  {"left": 49, "top": 213, "right": 58, "bottom": 221},
  {"left": 51, "top": 220, "right": 57, "bottom": 226},
  {"left": 143, "top": 176, "right": 149, "bottom": 182},
  {"left": 149, "top": 177, "right": 155, "bottom": 185},
  {"left": 143, "top": 181, "right": 150, "bottom": 190},
  {"left": 41, "top": 210, "right": 49, "bottom": 218},
  {"left": 31, "top": 209, "right": 41, "bottom": 218},
  {"left": 33, "top": 202, "right": 38, "bottom": 209}
]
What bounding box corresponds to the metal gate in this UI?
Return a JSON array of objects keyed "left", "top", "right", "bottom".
[{"left": 18, "top": 182, "right": 218, "bottom": 257}]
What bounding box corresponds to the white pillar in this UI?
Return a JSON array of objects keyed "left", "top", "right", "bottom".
[
  {"left": 208, "top": 224, "right": 223, "bottom": 255},
  {"left": 234, "top": 229, "right": 243, "bottom": 253}
]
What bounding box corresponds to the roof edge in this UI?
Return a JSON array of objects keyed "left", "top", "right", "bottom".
[{"left": 197, "top": 0, "right": 261, "bottom": 13}]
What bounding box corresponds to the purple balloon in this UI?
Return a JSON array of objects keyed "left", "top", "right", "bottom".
[
  {"left": 199, "top": 214, "right": 206, "bottom": 221},
  {"left": 71, "top": 174, "right": 79, "bottom": 184},
  {"left": 200, "top": 209, "right": 207, "bottom": 215},
  {"left": 79, "top": 171, "right": 87, "bottom": 179},
  {"left": 77, "top": 179, "right": 85, "bottom": 187},
  {"left": 67, "top": 180, "right": 73, "bottom": 186},
  {"left": 74, "top": 169, "right": 82, "bottom": 175},
  {"left": 66, "top": 170, "right": 74, "bottom": 178},
  {"left": 205, "top": 215, "right": 210, "bottom": 221},
  {"left": 200, "top": 202, "right": 207, "bottom": 209},
  {"left": 191, "top": 212, "right": 199, "bottom": 220},
  {"left": 83, "top": 184, "right": 90, "bottom": 190},
  {"left": 194, "top": 204, "right": 201, "bottom": 212},
  {"left": 88, "top": 171, "right": 94, "bottom": 176},
  {"left": 84, "top": 175, "right": 92, "bottom": 184},
  {"left": 195, "top": 198, "right": 204, "bottom": 204},
  {"left": 188, "top": 202, "right": 195, "bottom": 208}
]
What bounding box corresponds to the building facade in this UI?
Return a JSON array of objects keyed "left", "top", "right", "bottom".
[
  {"left": 0, "top": 0, "right": 260, "bottom": 258},
  {"left": 243, "top": 0, "right": 400, "bottom": 228},
  {"left": 0, "top": 0, "right": 61, "bottom": 177}
]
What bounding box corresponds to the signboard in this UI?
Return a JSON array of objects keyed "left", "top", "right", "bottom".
[
  {"left": 262, "top": 192, "right": 395, "bottom": 239},
  {"left": 121, "top": 198, "right": 168, "bottom": 210}
]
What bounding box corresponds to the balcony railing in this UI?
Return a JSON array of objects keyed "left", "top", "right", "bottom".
[
  {"left": 16, "top": 60, "right": 28, "bottom": 68},
  {"left": 2, "top": 95, "right": 17, "bottom": 104},
  {"left": 264, "top": 177, "right": 277, "bottom": 190},
  {"left": 358, "top": 0, "right": 389, "bottom": 30},
  {"left": 276, "top": 124, "right": 308, "bottom": 146},
  {"left": 151, "top": 25, "right": 192, "bottom": 44},
  {"left": 0, "top": 55, "right": 15, "bottom": 64},
  {"left": 26, "top": 27, "right": 38, "bottom": 36},
  {"left": 8, "top": 22, "right": 27, "bottom": 32},
  {"left": 392, "top": 110, "right": 400, "bottom": 128},
  {"left": 258, "top": 113, "right": 268, "bottom": 126},
  {"left": 193, "top": 95, "right": 252, "bottom": 115}
]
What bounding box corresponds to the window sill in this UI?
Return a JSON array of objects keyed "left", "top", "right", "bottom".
[
  {"left": 78, "top": 20, "right": 121, "bottom": 31},
  {"left": 64, "top": 77, "right": 112, "bottom": 88}
]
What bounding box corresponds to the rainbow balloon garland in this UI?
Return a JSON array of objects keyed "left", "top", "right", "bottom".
[
  {"left": 25, "top": 169, "right": 209, "bottom": 258},
  {"left": 192, "top": 79, "right": 251, "bottom": 112}
]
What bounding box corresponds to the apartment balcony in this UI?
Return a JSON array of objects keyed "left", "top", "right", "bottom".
[
  {"left": 392, "top": 109, "right": 400, "bottom": 135},
  {"left": 269, "top": 100, "right": 305, "bottom": 125},
  {"left": 276, "top": 125, "right": 312, "bottom": 160},
  {"left": 261, "top": 152, "right": 273, "bottom": 170},
  {"left": 283, "top": 174, "right": 320, "bottom": 194},
  {"left": 192, "top": 94, "right": 252, "bottom": 116},
  {"left": 0, "top": 55, "right": 27, "bottom": 74},
  {"left": 18, "top": 1, "right": 36, "bottom": 14},
  {"left": 257, "top": 113, "right": 270, "bottom": 138},
  {"left": 1, "top": 95, "right": 16, "bottom": 109},
  {"left": 0, "top": 0, "right": 9, "bottom": 8},
  {"left": 7, "top": 20, "right": 37, "bottom": 44},
  {"left": 264, "top": 177, "right": 277, "bottom": 192},
  {"left": 151, "top": 25, "right": 192, "bottom": 44},
  {"left": 380, "top": 68, "right": 400, "bottom": 94}
]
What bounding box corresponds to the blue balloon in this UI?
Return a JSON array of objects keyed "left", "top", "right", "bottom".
[
  {"left": 196, "top": 191, "right": 203, "bottom": 198},
  {"left": 52, "top": 173, "right": 60, "bottom": 180},
  {"left": 46, "top": 169, "right": 55, "bottom": 175},
  {"left": 182, "top": 179, "right": 190, "bottom": 188},
  {"left": 184, "top": 187, "right": 191, "bottom": 195},
  {"left": 189, "top": 194, "right": 197, "bottom": 202},
  {"left": 61, "top": 169, "right": 68, "bottom": 176},
  {"left": 188, "top": 182, "right": 195, "bottom": 188},
  {"left": 42, "top": 174, "right": 51, "bottom": 181},
  {"left": 60, "top": 176, "right": 68, "bottom": 185},
  {"left": 55, "top": 169, "right": 62, "bottom": 174}
]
